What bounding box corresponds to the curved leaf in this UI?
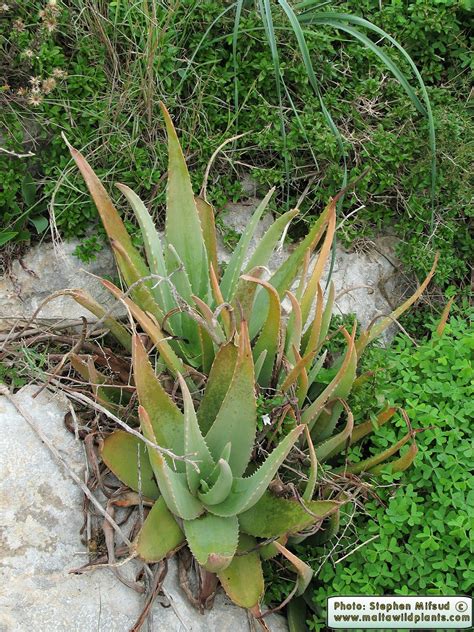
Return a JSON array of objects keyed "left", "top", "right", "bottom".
[
  {"left": 206, "top": 425, "right": 304, "bottom": 517},
  {"left": 101, "top": 430, "right": 159, "bottom": 499},
  {"left": 135, "top": 497, "right": 184, "bottom": 562},
  {"left": 184, "top": 513, "right": 239, "bottom": 572},
  {"left": 217, "top": 533, "right": 264, "bottom": 609},
  {"left": 239, "top": 491, "right": 339, "bottom": 538},
  {"left": 205, "top": 322, "right": 256, "bottom": 476}
]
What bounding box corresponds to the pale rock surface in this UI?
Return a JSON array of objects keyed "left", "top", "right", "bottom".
[
  {"left": 0, "top": 386, "right": 287, "bottom": 632},
  {"left": 0, "top": 240, "right": 123, "bottom": 327}
]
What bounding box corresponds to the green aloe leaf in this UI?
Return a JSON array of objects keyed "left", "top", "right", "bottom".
[
  {"left": 245, "top": 207, "right": 299, "bottom": 272},
  {"left": 184, "top": 513, "right": 239, "bottom": 572},
  {"left": 101, "top": 430, "right": 159, "bottom": 499},
  {"left": 205, "top": 425, "right": 304, "bottom": 517},
  {"left": 239, "top": 491, "right": 339, "bottom": 538},
  {"left": 250, "top": 199, "right": 333, "bottom": 338},
  {"left": 101, "top": 278, "right": 185, "bottom": 377},
  {"left": 65, "top": 137, "right": 149, "bottom": 280},
  {"left": 178, "top": 374, "right": 215, "bottom": 493},
  {"left": 197, "top": 341, "right": 239, "bottom": 434},
  {"left": 111, "top": 240, "right": 164, "bottom": 321},
  {"left": 116, "top": 183, "right": 175, "bottom": 318},
  {"left": 165, "top": 243, "right": 202, "bottom": 359},
  {"left": 302, "top": 326, "right": 357, "bottom": 437},
  {"left": 315, "top": 411, "right": 354, "bottom": 462},
  {"left": 350, "top": 407, "right": 396, "bottom": 445},
  {"left": 139, "top": 406, "right": 203, "bottom": 520},
  {"left": 300, "top": 203, "right": 336, "bottom": 327},
  {"left": 133, "top": 334, "right": 184, "bottom": 467},
  {"left": 233, "top": 266, "right": 265, "bottom": 327},
  {"left": 205, "top": 322, "right": 256, "bottom": 476},
  {"left": 135, "top": 497, "right": 185, "bottom": 562},
  {"left": 198, "top": 459, "right": 233, "bottom": 505},
  {"left": 242, "top": 275, "right": 281, "bottom": 387},
  {"left": 217, "top": 533, "right": 264, "bottom": 609},
  {"left": 161, "top": 103, "right": 209, "bottom": 299},
  {"left": 219, "top": 188, "right": 275, "bottom": 301},
  {"left": 195, "top": 195, "right": 219, "bottom": 277},
  {"left": 287, "top": 597, "right": 309, "bottom": 632}
]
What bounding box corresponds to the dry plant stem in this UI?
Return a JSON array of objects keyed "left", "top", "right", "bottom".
[
  {"left": 34, "top": 317, "right": 88, "bottom": 398},
  {"left": 0, "top": 385, "right": 131, "bottom": 547},
  {"left": 50, "top": 381, "right": 200, "bottom": 472}
]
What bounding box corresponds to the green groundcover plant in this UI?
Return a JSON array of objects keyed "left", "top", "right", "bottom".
[
  {"left": 264, "top": 307, "right": 473, "bottom": 630},
  {"left": 1, "top": 0, "right": 471, "bottom": 294}
]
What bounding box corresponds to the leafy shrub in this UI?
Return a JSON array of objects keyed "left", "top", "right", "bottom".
[{"left": 299, "top": 307, "right": 474, "bottom": 629}]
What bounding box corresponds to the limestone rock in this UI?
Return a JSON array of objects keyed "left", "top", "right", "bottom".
[
  {"left": 0, "top": 240, "right": 121, "bottom": 327},
  {"left": 0, "top": 386, "right": 287, "bottom": 631}
]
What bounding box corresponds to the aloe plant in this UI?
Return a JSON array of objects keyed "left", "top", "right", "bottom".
[{"left": 63, "top": 104, "right": 437, "bottom": 616}]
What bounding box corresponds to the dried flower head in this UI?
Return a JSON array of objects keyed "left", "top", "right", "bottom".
[
  {"left": 0, "top": 3, "right": 10, "bottom": 13},
  {"left": 52, "top": 68, "right": 67, "bottom": 79},
  {"left": 23, "top": 49, "right": 35, "bottom": 59},
  {"left": 44, "top": 18, "right": 57, "bottom": 32},
  {"left": 17, "top": 87, "right": 28, "bottom": 97},
  {"left": 29, "top": 76, "right": 41, "bottom": 88},
  {"left": 28, "top": 93, "right": 44, "bottom": 107},
  {"left": 13, "top": 18, "right": 25, "bottom": 31},
  {"left": 42, "top": 77, "right": 56, "bottom": 94}
]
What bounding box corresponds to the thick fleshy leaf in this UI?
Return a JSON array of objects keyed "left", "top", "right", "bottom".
[
  {"left": 287, "top": 597, "right": 309, "bottom": 632},
  {"left": 133, "top": 335, "right": 184, "bottom": 465},
  {"left": 195, "top": 196, "right": 219, "bottom": 277},
  {"left": 250, "top": 199, "right": 333, "bottom": 337},
  {"left": 205, "top": 425, "right": 304, "bottom": 517},
  {"left": 217, "top": 533, "right": 264, "bottom": 609},
  {"left": 302, "top": 326, "right": 357, "bottom": 438},
  {"left": 357, "top": 253, "right": 439, "bottom": 355},
  {"left": 178, "top": 374, "right": 215, "bottom": 493},
  {"left": 219, "top": 188, "right": 275, "bottom": 301},
  {"left": 315, "top": 411, "right": 354, "bottom": 463},
  {"left": 273, "top": 542, "right": 313, "bottom": 596},
  {"left": 139, "top": 406, "right": 203, "bottom": 520},
  {"left": 161, "top": 103, "right": 209, "bottom": 298},
  {"left": 300, "top": 202, "right": 336, "bottom": 326},
  {"left": 101, "top": 430, "right": 159, "bottom": 499},
  {"left": 165, "top": 244, "right": 202, "bottom": 359},
  {"left": 135, "top": 497, "right": 184, "bottom": 562},
  {"left": 370, "top": 442, "right": 418, "bottom": 474},
  {"left": 184, "top": 514, "right": 239, "bottom": 572},
  {"left": 68, "top": 289, "right": 132, "bottom": 351},
  {"left": 242, "top": 275, "right": 281, "bottom": 387},
  {"left": 233, "top": 266, "right": 265, "bottom": 327},
  {"left": 245, "top": 207, "right": 299, "bottom": 272},
  {"left": 341, "top": 432, "right": 413, "bottom": 475},
  {"left": 101, "top": 278, "right": 185, "bottom": 376},
  {"left": 198, "top": 459, "right": 233, "bottom": 505},
  {"left": 110, "top": 239, "right": 165, "bottom": 322},
  {"left": 65, "top": 138, "right": 149, "bottom": 279},
  {"left": 70, "top": 354, "right": 130, "bottom": 413},
  {"left": 239, "top": 491, "right": 339, "bottom": 538},
  {"left": 116, "top": 183, "right": 175, "bottom": 318},
  {"left": 285, "top": 291, "right": 303, "bottom": 363},
  {"left": 197, "top": 341, "right": 238, "bottom": 434},
  {"left": 205, "top": 322, "right": 256, "bottom": 475},
  {"left": 350, "top": 407, "right": 396, "bottom": 445}
]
